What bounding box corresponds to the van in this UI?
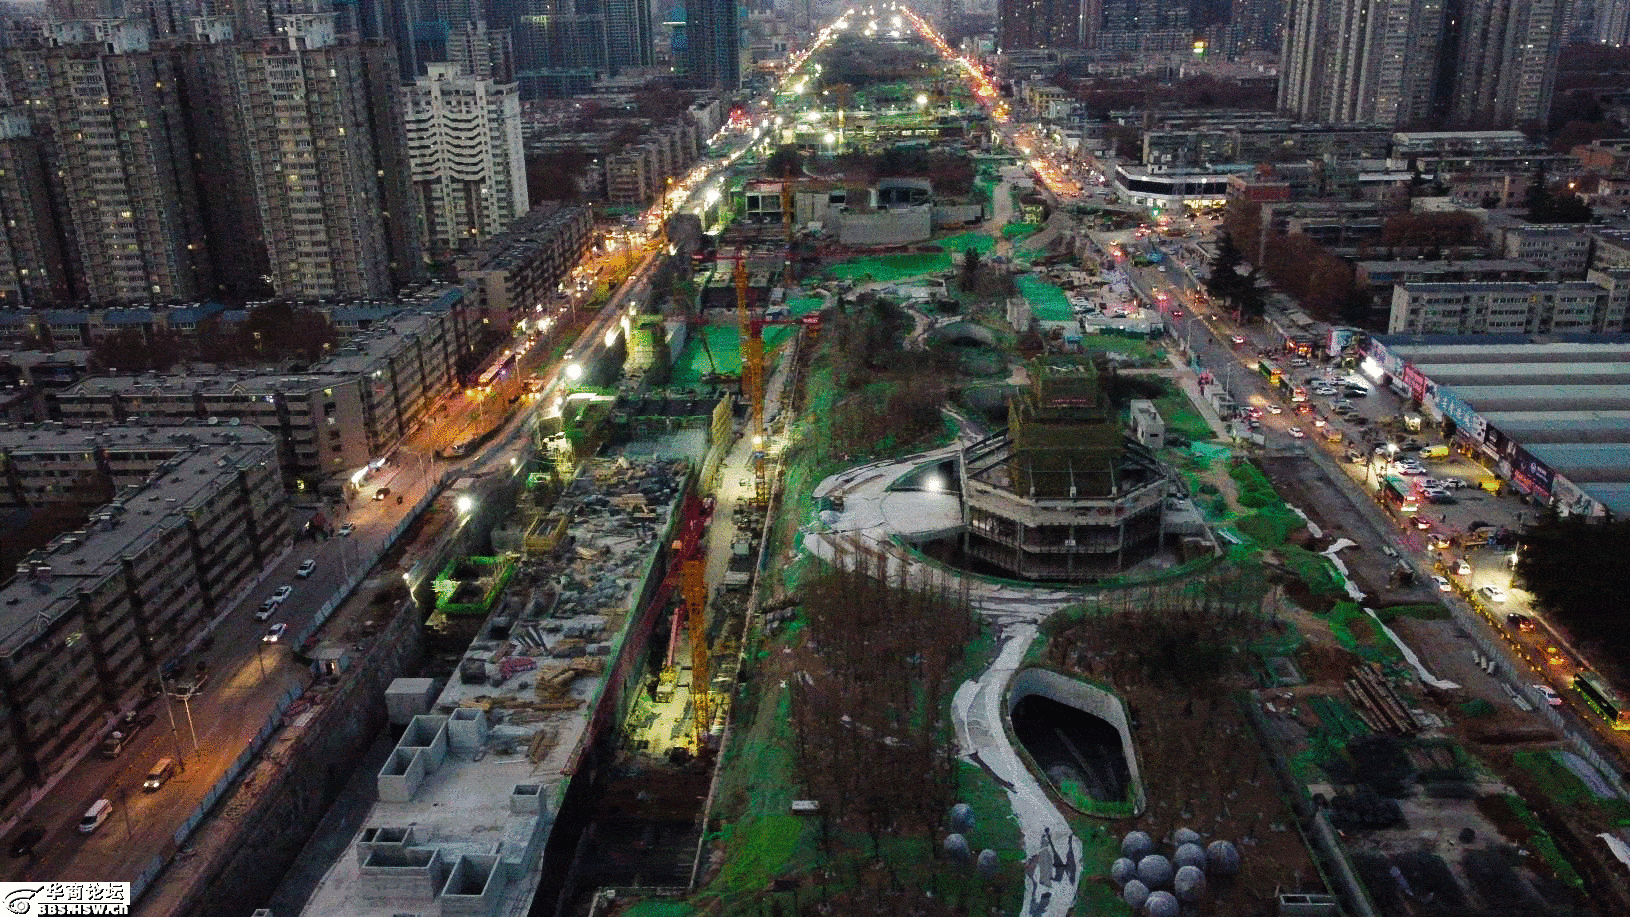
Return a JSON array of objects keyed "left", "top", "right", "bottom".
[
  {"left": 143, "top": 758, "right": 176, "bottom": 792},
  {"left": 1420, "top": 445, "right": 1449, "bottom": 460},
  {"left": 78, "top": 799, "right": 112, "bottom": 834}
]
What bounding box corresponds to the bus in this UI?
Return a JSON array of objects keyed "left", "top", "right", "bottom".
[
  {"left": 469, "top": 351, "right": 518, "bottom": 394},
  {"left": 1257, "top": 360, "right": 1284, "bottom": 386},
  {"left": 1278, "top": 375, "right": 1309, "bottom": 403},
  {"left": 1381, "top": 475, "right": 1419, "bottom": 514},
  {"left": 1574, "top": 672, "right": 1630, "bottom": 730}
]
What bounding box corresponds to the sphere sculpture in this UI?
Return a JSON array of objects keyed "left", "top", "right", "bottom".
[
  {"left": 950, "top": 803, "right": 975, "bottom": 833},
  {"left": 1175, "top": 865, "right": 1207, "bottom": 903},
  {"left": 976, "top": 849, "right": 999, "bottom": 879},
  {"left": 1145, "top": 890, "right": 1179, "bottom": 917},
  {"left": 1121, "top": 830, "right": 1156, "bottom": 860},
  {"left": 1172, "top": 827, "right": 1202, "bottom": 847},
  {"left": 943, "top": 833, "right": 970, "bottom": 863},
  {"left": 1174, "top": 842, "right": 1206, "bottom": 871},
  {"left": 1110, "top": 857, "right": 1137, "bottom": 886},
  {"left": 1136, "top": 854, "right": 1174, "bottom": 889},
  {"left": 1121, "top": 879, "right": 1151, "bottom": 910},
  {"left": 1206, "top": 839, "right": 1242, "bottom": 876}
]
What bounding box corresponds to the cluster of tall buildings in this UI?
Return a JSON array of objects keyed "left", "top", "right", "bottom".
[
  {"left": 1278, "top": 0, "right": 1564, "bottom": 130},
  {"left": 0, "top": 8, "right": 530, "bottom": 308},
  {"left": 995, "top": 0, "right": 1573, "bottom": 131},
  {"left": 0, "top": 0, "right": 742, "bottom": 311}
]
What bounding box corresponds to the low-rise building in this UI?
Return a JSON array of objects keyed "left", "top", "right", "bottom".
[
  {"left": 49, "top": 296, "right": 472, "bottom": 484},
  {"left": 0, "top": 423, "right": 290, "bottom": 825},
  {"left": 1387, "top": 280, "right": 1627, "bottom": 335}
]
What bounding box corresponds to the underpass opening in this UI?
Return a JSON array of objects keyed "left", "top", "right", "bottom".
[{"left": 1008, "top": 669, "right": 1144, "bottom": 817}]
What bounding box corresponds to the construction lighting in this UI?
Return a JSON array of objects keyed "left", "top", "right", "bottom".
[
  {"left": 456, "top": 495, "right": 475, "bottom": 515},
  {"left": 564, "top": 363, "right": 583, "bottom": 381}
]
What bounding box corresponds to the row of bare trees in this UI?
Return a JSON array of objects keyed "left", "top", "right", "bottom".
[{"left": 784, "top": 549, "right": 988, "bottom": 911}]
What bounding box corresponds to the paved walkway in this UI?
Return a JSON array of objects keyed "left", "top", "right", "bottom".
[{"left": 801, "top": 445, "right": 1088, "bottom": 917}]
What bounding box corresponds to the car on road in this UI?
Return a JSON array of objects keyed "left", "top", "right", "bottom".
[
  {"left": 9, "top": 825, "right": 44, "bottom": 858},
  {"left": 271, "top": 585, "right": 292, "bottom": 603},
  {"left": 1479, "top": 584, "right": 1509, "bottom": 603},
  {"left": 296, "top": 559, "right": 317, "bottom": 578},
  {"left": 373, "top": 487, "right": 391, "bottom": 501},
  {"left": 1311, "top": 416, "right": 1327, "bottom": 428},
  {"left": 337, "top": 522, "right": 355, "bottom": 537},
  {"left": 1432, "top": 575, "right": 1452, "bottom": 592},
  {"left": 1266, "top": 404, "right": 1283, "bottom": 414},
  {"left": 1507, "top": 613, "right": 1536, "bottom": 632},
  {"left": 1230, "top": 335, "right": 1246, "bottom": 345},
  {"left": 255, "top": 600, "right": 278, "bottom": 621},
  {"left": 1288, "top": 426, "right": 1305, "bottom": 438},
  {"left": 264, "top": 622, "right": 287, "bottom": 643},
  {"left": 1533, "top": 684, "right": 1563, "bottom": 706}
]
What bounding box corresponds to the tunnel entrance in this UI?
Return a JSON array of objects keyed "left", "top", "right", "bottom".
[{"left": 1010, "top": 693, "right": 1131, "bottom": 806}]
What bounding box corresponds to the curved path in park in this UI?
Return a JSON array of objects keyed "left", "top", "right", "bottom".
[{"left": 801, "top": 438, "right": 1090, "bottom": 916}]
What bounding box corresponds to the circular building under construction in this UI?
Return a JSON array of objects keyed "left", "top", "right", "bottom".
[{"left": 959, "top": 365, "right": 1172, "bottom": 580}]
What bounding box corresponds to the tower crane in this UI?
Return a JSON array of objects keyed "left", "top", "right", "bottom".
[{"left": 650, "top": 491, "right": 714, "bottom": 749}]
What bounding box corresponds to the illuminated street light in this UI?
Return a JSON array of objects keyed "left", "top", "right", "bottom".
[
  {"left": 456, "top": 494, "right": 475, "bottom": 515},
  {"left": 564, "top": 363, "right": 583, "bottom": 381}
]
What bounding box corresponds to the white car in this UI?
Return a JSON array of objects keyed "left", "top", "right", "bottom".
[
  {"left": 1288, "top": 426, "right": 1305, "bottom": 439},
  {"left": 1533, "top": 684, "right": 1562, "bottom": 706},
  {"left": 1479, "top": 585, "right": 1509, "bottom": 603},
  {"left": 271, "top": 585, "right": 293, "bottom": 602},
  {"left": 254, "top": 600, "right": 278, "bottom": 621},
  {"left": 263, "top": 622, "right": 287, "bottom": 643},
  {"left": 1432, "top": 575, "right": 1452, "bottom": 592},
  {"left": 296, "top": 559, "right": 317, "bottom": 579},
  {"left": 337, "top": 523, "right": 355, "bottom": 537}
]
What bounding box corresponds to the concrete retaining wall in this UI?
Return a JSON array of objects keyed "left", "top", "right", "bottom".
[
  {"left": 147, "top": 599, "right": 424, "bottom": 917},
  {"left": 1008, "top": 668, "right": 1147, "bottom": 816}
]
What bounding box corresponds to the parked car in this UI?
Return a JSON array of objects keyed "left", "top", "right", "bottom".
[
  {"left": 255, "top": 600, "right": 278, "bottom": 621},
  {"left": 296, "top": 559, "right": 317, "bottom": 578},
  {"left": 1533, "top": 684, "right": 1563, "bottom": 706},
  {"left": 337, "top": 522, "right": 355, "bottom": 537},
  {"left": 271, "top": 585, "right": 292, "bottom": 602},
  {"left": 264, "top": 622, "right": 288, "bottom": 643},
  {"left": 1431, "top": 575, "right": 1452, "bottom": 592}
]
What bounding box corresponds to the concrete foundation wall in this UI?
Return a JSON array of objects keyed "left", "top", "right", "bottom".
[{"left": 1008, "top": 667, "right": 1147, "bottom": 816}]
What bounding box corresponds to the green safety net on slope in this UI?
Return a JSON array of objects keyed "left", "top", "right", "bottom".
[
  {"left": 671, "top": 325, "right": 796, "bottom": 384},
  {"left": 785, "top": 296, "right": 824, "bottom": 316},
  {"left": 1013, "top": 274, "right": 1073, "bottom": 321},
  {"left": 825, "top": 251, "right": 953, "bottom": 282}
]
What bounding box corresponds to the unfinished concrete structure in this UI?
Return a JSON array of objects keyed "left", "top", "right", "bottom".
[{"left": 960, "top": 367, "right": 1170, "bottom": 580}]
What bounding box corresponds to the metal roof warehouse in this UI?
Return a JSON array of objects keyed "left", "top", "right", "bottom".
[{"left": 1366, "top": 333, "right": 1630, "bottom": 517}]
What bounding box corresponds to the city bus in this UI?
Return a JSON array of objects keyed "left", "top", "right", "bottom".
[
  {"left": 1257, "top": 360, "right": 1284, "bottom": 386},
  {"left": 1574, "top": 672, "right": 1630, "bottom": 730},
  {"left": 1278, "top": 375, "right": 1309, "bottom": 403},
  {"left": 1381, "top": 475, "right": 1419, "bottom": 514}
]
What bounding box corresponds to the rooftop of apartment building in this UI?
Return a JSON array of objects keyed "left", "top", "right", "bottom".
[
  {"left": 0, "top": 423, "right": 280, "bottom": 658},
  {"left": 299, "top": 457, "right": 689, "bottom": 917},
  {"left": 314, "top": 310, "right": 456, "bottom": 377},
  {"left": 59, "top": 370, "right": 358, "bottom": 399}
]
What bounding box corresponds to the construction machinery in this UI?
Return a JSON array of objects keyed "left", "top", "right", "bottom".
[{"left": 649, "top": 491, "right": 714, "bottom": 748}]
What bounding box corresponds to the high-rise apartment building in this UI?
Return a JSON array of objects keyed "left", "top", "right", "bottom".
[
  {"left": 230, "top": 14, "right": 418, "bottom": 299},
  {"left": 1446, "top": 0, "right": 1563, "bottom": 129},
  {"left": 1229, "top": 0, "right": 1284, "bottom": 53},
  {"left": 448, "top": 19, "right": 514, "bottom": 82},
  {"left": 402, "top": 63, "right": 528, "bottom": 255},
  {"left": 683, "top": 0, "right": 738, "bottom": 89},
  {"left": 1, "top": 19, "right": 212, "bottom": 303},
  {"left": 606, "top": 0, "right": 655, "bottom": 70},
  {"left": 997, "top": 0, "right": 1085, "bottom": 48},
  {"left": 1279, "top": 0, "right": 1564, "bottom": 129},
  {"left": 0, "top": 110, "right": 67, "bottom": 307}
]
